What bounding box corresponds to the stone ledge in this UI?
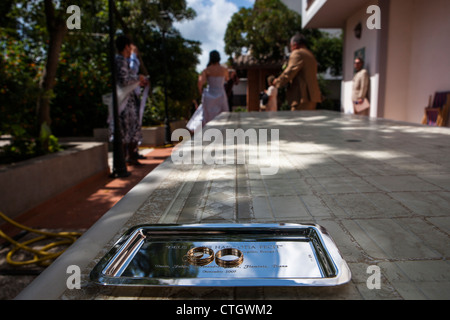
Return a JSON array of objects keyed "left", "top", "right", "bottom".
[
  {"left": 141, "top": 120, "right": 187, "bottom": 146},
  {"left": 93, "top": 120, "right": 187, "bottom": 147},
  {"left": 0, "top": 142, "right": 109, "bottom": 219}
]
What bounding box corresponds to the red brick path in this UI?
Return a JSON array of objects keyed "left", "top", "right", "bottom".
[{"left": 0, "top": 147, "right": 172, "bottom": 236}]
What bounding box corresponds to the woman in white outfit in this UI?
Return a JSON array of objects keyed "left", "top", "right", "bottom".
[
  {"left": 265, "top": 75, "right": 278, "bottom": 112},
  {"left": 187, "top": 51, "right": 229, "bottom": 132}
]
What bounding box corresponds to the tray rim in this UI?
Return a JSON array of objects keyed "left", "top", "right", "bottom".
[{"left": 89, "top": 223, "right": 352, "bottom": 287}]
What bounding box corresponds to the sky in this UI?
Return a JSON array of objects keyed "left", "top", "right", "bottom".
[{"left": 173, "top": 0, "right": 256, "bottom": 72}]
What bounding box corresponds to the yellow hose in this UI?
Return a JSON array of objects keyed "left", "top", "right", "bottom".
[{"left": 0, "top": 210, "right": 82, "bottom": 267}]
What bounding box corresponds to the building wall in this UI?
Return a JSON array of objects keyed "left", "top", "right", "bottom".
[
  {"left": 347, "top": 0, "right": 450, "bottom": 123},
  {"left": 382, "top": 0, "right": 413, "bottom": 121},
  {"left": 404, "top": 0, "right": 450, "bottom": 123},
  {"left": 382, "top": 0, "right": 450, "bottom": 123},
  {"left": 319, "top": 0, "right": 450, "bottom": 124},
  {"left": 342, "top": 0, "right": 381, "bottom": 117}
]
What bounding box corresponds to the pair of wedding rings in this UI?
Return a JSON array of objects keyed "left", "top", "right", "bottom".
[{"left": 184, "top": 247, "right": 244, "bottom": 268}]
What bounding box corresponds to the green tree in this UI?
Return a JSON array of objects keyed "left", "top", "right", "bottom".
[
  {"left": 224, "top": 0, "right": 342, "bottom": 75},
  {"left": 1, "top": 0, "right": 71, "bottom": 154},
  {"left": 1, "top": 0, "right": 201, "bottom": 153},
  {"left": 225, "top": 0, "right": 302, "bottom": 63},
  {"left": 38, "top": 0, "right": 69, "bottom": 133},
  {"left": 309, "top": 32, "right": 343, "bottom": 77}
]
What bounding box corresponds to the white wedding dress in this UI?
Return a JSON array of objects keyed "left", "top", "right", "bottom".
[{"left": 187, "top": 76, "right": 228, "bottom": 132}]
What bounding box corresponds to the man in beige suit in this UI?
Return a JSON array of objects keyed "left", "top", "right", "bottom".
[
  {"left": 274, "top": 34, "right": 321, "bottom": 110},
  {"left": 352, "top": 57, "right": 370, "bottom": 116}
]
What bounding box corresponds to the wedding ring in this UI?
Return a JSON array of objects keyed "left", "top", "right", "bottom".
[
  {"left": 185, "top": 247, "right": 214, "bottom": 266},
  {"left": 215, "top": 248, "right": 244, "bottom": 268}
]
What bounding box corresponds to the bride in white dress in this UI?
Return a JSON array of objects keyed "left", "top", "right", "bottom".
[{"left": 187, "top": 50, "right": 229, "bottom": 132}]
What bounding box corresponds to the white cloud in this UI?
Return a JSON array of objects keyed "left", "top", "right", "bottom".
[{"left": 174, "top": 0, "right": 254, "bottom": 72}]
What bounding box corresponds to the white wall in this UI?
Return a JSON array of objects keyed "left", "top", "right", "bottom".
[
  {"left": 341, "top": 0, "right": 450, "bottom": 124},
  {"left": 405, "top": 0, "right": 450, "bottom": 123},
  {"left": 381, "top": 0, "right": 450, "bottom": 123},
  {"left": 382, "top": 0, "right": 413, "bottom": 121},
  {"left": 342, "top": 1, "right": 381, "bottom": 117}
]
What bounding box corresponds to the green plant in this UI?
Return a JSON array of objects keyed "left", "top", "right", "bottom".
[
  {"left": 233, "top": 106, "right": 248, "bottom": 113},
  {"left": 0, "top": 123, "right": 61, "bottom": 165},
  {"left": 39, "top": 122, "right": 61, "bottom": 153},
  {"left": 0, "top": 30, "right": 42, "bottom": 138}
]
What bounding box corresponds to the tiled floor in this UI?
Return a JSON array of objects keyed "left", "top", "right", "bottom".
[{"left": 17, "top": 111, "right": 450, "bottom": 300}]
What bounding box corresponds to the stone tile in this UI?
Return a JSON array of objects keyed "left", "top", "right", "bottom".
[
  {"left": 247, "top": 165, "right": 262, "bottom": 180},
  {"left": 299, "top": 195, "right": 334, "bottom": 219},
  {"left": 251, "top": 196, "right": 275, "bottom": 221},
  {"left": 349, "top": 262, "right": 403, "bottom": 300},
  {"left": 394, "top": 217, "right": 450, "bottom": 257},
  {"left": 427, "top": 217, "right": 450, "bottom": 235},
  {"left": 328, "top": 193, "right": 411, "bottom": 218},
  {"left": 419, "top": 174, "right": 450, "bottom": 191},
  {"left": 282, "top": 141, "right": 323, "bottom": 155},
  {"left": 390, "top": 191, "right": 450, "bottom": 217},
  {"left": 305, "top": 163, "right": 354, "bottom": 178},
  {"left": 364, "top": 175, "right": 441, "bottom": 192},
  {"left": 264, "top": 179, "right": 298, "bottom": 197},
  {"left": 414, "top": 282, "right": 450, "bottom": 300},
  {"left": 248, "top": 179, "right": 267, "bottom": 196},
  {"left": 389, "top": 161, "right": 449, "bottom": 175},
  {"left": 347, "top": 219, "right": 441, "bottom": 260},
  {"left": 236, "top": 196, "right": 253, "bottom": 222},
  {"left": 291, "top": 177, "right": 325, "bottom": 195},
  {"left": 259, "top": 166, "right": 291, "bottom": 180},
  {"left": 201, "top": 203, "right": 235, "bottom": 222},
  {"left": 341, "top": 220, "right": 389, "bottom": 260},
  {"left": 294, "top": 154, "right": 335, "bottom": 167},
  {"left": 206, "top": 189, "right": 235, "bottom": 206},
  {"left": 268, "top": 196, "right": 312, "bottom": 220},
  {"left": 316, "top": 221, "right": 367, "bottom": 263},
  {"left": 354, "top": 283, "right": 404, "bottom": 300},
  {"left": 377, "top": 262, "right": 428, "bottom": 300},
  {"left": 346, "top": 163, "right": 402, "bottom": 177},
  {"left": 206, "top": 165, "right": 235, "bottom": 180},
  {"left": 176, "top": 196, "right": 202, "bottom": 223},
  {"left": 157, "top": 180, "right": 199, "bottom": 224},
  {"left": 314, "top": 176, "right": 381, "bottom": 194},
  {"left": 395, "top": 260, "right": 450, "bottom": 282},
  {"left": 379, "top": 261, "right": 450, "bottom": 300}
]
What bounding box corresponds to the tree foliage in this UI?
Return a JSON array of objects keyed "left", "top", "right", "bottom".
[
  {"left": 224, "top": 0, "right": 342, "bottom": 75},
  {"left": 225, "top": 0, "right": 302, "bottom": 63},
  {"left": 0, "top": 0, "right": 201, "bottom": 148}
]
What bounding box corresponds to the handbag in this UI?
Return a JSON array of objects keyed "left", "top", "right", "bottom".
[{"left": 354, "top": 98, "right": 370, "bottom": 113}]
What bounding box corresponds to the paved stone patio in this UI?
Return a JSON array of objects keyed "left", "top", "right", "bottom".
[{"left": 17, "top": 111, "right": 450, "bottom": 300}]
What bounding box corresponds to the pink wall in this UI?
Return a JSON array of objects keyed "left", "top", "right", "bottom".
[{"left": 343, "top": 0, "right": 450, "bottom": 124}]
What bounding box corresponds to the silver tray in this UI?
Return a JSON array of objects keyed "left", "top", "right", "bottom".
[{"left": 90, "top": 223, "right": 351, "bottom": 287}]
